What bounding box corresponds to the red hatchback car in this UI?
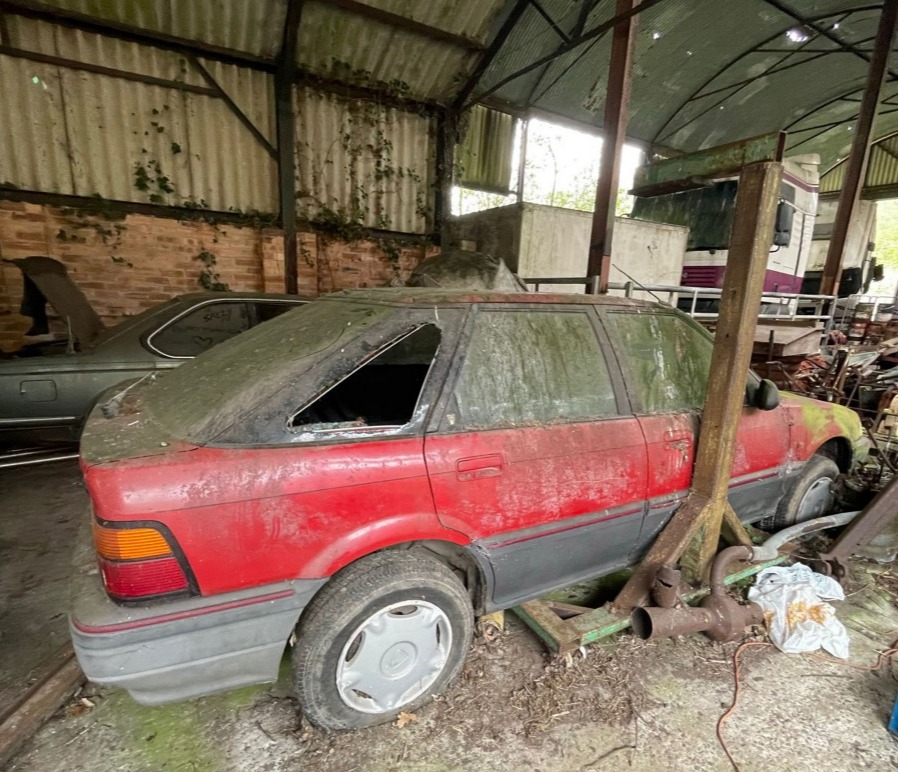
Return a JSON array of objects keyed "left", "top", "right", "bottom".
[{"left": 71, "top": 289, "right": 867, "bottom": 729}]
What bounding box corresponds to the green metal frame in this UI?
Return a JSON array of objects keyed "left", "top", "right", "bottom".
[{"left": 513, "top": 554, "right": 788, "bottom": 654}]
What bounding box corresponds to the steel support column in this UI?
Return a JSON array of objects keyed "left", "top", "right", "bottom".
[
  {"left": 434, "top": 109, "right": 456, "bottom": 244},
  {"left": 821, "top": 0, "right": 898, "bottom": 296},
  {"left": 586, "top": 0, "right": 639, "bottom": 294},
  {"left": 276, "top": 1, "right": 302, "bottom": 295},
  {"left": 614, "top": 160, "right": 783, "bottom": 610}
]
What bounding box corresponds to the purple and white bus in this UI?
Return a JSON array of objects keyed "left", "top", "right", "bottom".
[{"left": 631, "top": 155, "right": 819, "bottom": 295}]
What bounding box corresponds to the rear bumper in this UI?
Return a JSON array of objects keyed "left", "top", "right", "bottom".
[{"left": 70, "top": 528, "right": 326, "bottom": 705}]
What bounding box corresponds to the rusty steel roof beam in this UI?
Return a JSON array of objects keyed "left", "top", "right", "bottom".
[
  {"left": 528, "top": 0, "right": 571, "bottom": 42},
  {"left": 319, "top": 0, "right": 484, "bottom": 50},
  {"left": 821, "top": 0, "right": 898, "bottom": 296},
  {"left": 0, "top": 0, "right": 275, "bottom": 70},
  {"left": 453, "top": 0, "right": 531, "bottom": 112},
  {"left": 462, "top": 0, "right": 668, "bottom": 110},
  {"left": 524, "top": 0, "right": 607, "bottom": 109},
  {"left": 587, "top": 0, "right": 639, "bottom": 295},
  {"left": 761, "top": 0, "right": 898, "bottom": 82}
]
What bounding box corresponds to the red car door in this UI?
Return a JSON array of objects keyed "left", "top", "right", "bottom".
[
  {"left": 424, "top": 305, "right": 648, "bottom": 610},
  {"left": 601, "top": 309, "right": 791, "bottom": 555}
]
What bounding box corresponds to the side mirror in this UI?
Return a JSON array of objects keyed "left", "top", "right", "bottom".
[
  {"left": 754, "top": 378, "right": 780, "bottom": 411},
  {"left": 773, "top": 201, "right": 794, "bottom": 247}
]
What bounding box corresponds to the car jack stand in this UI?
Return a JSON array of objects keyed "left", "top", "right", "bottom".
[{"left": 512, "top": 555, "right": 786, "bottom": 655}]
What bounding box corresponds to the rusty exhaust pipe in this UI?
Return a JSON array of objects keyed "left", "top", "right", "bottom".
[
  {"left": 630, "top": 546, "right": 764, "bottom": 642},
  {"left": 631, "top": 604, "right": 716, "bottom": 639},
  {"left": 651, "top": 565, "right": 681, "bottom": 608}
]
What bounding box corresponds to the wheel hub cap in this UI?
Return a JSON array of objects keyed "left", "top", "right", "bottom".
[
  {"left": 797, "top": 477, "right": 834, "bottom": 521},
  {"left": 336, "top": 600, "right": 451, "bottom": 714}
]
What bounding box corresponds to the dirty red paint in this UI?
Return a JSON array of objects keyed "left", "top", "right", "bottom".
[
  {"left": 85, "top": 437, "right": 457, "bottom": 595},
  {"left": 83, "top": 389, "right": 857, "bottom": 600}
]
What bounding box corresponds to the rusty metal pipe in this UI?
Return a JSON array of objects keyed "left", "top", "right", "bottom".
[
  {"left": 630, "top": 594, "right": 764, "bottom": 642},
  {"left": 751, "top": 510, "right": 860, "bottom": 561},
  {"left": 710, "top": 545, "right": 754, "bottom": 595},
  {"left": 630, "top": 545, "right": 765, "bottom": 642},
  {"left": 651, "top": 564, "right": 681, "bottom": 608},
  {"left": 631, "top": 604, "right": 716, "bottom": 639}
]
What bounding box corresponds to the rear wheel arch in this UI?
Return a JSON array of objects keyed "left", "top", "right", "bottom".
[
  {"left": 387, "top": 540, "right": 490, "bottom": 615},
  {"left": 299, "top": 538, "right": 489, "bottom": 622}
]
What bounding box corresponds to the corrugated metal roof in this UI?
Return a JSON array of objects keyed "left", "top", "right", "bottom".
[
  {"left": 457, "top": 105, "right": 516, "bottom": 192},
  {"left": 295, "top": 87, "right": 433, "bottom": 233},
  {"left": 359, "top": 0, "right": 504, "bottom": 39},
  {"left": 296, "top": 3, "right": 470, "bottom": 102},
  {"left": 473, "top": 0, "right": 898, "bottom": 168},
  {"left": 7, "top": 0, "right": 898, "bottom": 213},
  {"left": 295, "top": 0, "right": 507, "bottom": 102},
  {"left": 5, "top": 14, "right": 208, "bottom": 84}
]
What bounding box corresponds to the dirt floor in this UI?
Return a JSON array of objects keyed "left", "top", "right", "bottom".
[
  {"left": 4, "top": 460, "right": 898, "bottom": 771},
  {"left": 0, "top": 460, "right": 83, "bottom": 710}
]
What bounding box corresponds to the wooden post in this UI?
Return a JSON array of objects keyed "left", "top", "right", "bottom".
[
  {"left": 614, "top": 161, "right": 783, "bottom": 610},
  {"left": 586, "top": 0, "right": 639, "bottom": 294},
  {"left": 820, "top": 0, "right": 898, "bottom": 296}
]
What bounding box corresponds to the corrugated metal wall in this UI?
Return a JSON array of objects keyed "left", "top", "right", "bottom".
[
  {"left": 29, "top": 0, "right": 287, "bottom": 58},
  {"left": 1, "top": 16, "right": 436, "bottom": 233},
  {"left": 295, "top": 87, "right": 434, "bottom": 234},
  {"left": 821, "top": 135, "right": 898, "bottom": 198},
  {"left": 1, "top": 17, "right": 278, "bottom": 212}
]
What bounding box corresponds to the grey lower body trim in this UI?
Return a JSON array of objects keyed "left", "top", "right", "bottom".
[
  {"left": 71, "top": 571, "right": 326, "bottom": 705},
  {"left": 475, "top": 503, "right": 644, "bottom": 612},
  {"left": 633, "top": 466, "right": 803, "bottom": 564},
  {"left": 475, "top": 466, "right": 803, "bottom": 611}
]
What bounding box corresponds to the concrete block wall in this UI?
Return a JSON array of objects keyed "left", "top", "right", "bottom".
[{"left": 0, "top": 200, "right": 435, "bottom": 352}]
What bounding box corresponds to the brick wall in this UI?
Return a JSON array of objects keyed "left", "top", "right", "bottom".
[{"left": 0, "top": 200, "right": 435, "bottom": 352}]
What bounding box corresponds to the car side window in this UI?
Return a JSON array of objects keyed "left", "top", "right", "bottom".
[
  {"left": 604, "top": 311, "right": 712, "bottom": 413},
  {"left": 149, "top": 301, "right": 251, "bottom": 358},
  {"left": 451, "top": 310, "right": 617, "bottom": 429},
  {"left": 253, "top": 301, "right": 297, "bottom": 324},
  {"left": 289, "top": 324, "right": 441, "bottom": 434}
]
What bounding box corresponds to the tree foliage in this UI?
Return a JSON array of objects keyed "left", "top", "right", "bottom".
[
  {"left": 876, "top": 199, "right": 898, "bottom": 270},
  {"left": 452, "top": 118, "right": 641, "bottom": 218}
]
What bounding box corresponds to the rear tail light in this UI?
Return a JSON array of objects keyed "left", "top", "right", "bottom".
[{"left": 93, "top": 520, "right": 194, "bottom": 602}]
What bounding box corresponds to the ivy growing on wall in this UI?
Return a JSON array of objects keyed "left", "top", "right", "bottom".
[{"left": 297, "top": 71, "right": 433, "bottom": 244}]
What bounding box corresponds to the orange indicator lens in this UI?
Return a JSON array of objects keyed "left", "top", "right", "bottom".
[{"left": 93, "top": 522, "right": 172, "bottom": 561}]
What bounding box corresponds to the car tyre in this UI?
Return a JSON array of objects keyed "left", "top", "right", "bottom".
[
  {"left": 760, "top": 454, "right": 840, "bottom": 530},
  {"left": 291, "top": 550, "right": 473, "bottom": 731}
]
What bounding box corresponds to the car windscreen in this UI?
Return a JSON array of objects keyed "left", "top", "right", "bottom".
[{"left": 141, "top": 298, "right": 394, "bottom": 443}]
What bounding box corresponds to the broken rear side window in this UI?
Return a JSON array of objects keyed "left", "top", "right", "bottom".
[
  {"left": 452, "top": 310, "right": 617, "bottom": 428},
  {"left": 290, "top": 324, "right": 441, "bottom": 434}
]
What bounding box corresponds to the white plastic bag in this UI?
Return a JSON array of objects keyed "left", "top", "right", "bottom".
[{"left": 747, "top": 563, "right": 849, "bottom": 659}]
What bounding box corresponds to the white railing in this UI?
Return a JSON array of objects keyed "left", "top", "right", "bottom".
[{"left": 521, "top": 277, "right": 838, "bottom": 331}]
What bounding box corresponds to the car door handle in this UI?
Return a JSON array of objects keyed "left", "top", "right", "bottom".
[{"left": 456, "top": 454, "right": 504, "bottom": 481}]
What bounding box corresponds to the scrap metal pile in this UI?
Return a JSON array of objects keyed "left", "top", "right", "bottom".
[{"left": 750, "top": 311, "right": 898, "bottom": 502}]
